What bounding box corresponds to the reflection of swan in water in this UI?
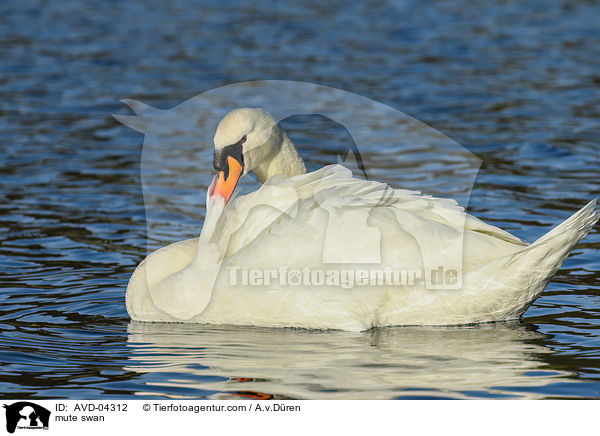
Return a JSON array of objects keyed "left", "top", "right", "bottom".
[{"left": 125, "top": 322, "right": 574, "bottom": 399}]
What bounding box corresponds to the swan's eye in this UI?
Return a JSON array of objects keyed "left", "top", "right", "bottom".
[{"left": 240, "top": 135, "right": 247, "bottom": 144}]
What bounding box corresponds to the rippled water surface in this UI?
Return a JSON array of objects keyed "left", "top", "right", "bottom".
[{"left": 1, "top": 0, "right": 599, "bottom": 399}]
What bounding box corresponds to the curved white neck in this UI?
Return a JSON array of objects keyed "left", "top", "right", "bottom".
[{"left": 251, "top": 133, "right": 307, "bottom": 183}]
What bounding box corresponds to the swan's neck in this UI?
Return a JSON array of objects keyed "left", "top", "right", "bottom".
[{"left": 252, "top": 133, "right": 307, "bottom": 184}]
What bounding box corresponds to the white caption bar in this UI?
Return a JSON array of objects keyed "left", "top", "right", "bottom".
[{"left": 1, "top": 400, "right": 595, "bottom": 435}]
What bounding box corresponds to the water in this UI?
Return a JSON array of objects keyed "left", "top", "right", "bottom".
[{"left": 1, "top": 0, "right": 599, "bottom": 399}]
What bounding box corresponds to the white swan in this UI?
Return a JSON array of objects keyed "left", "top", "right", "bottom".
[{"left": 126, "top": 108, "right": 599, "bottom": 331}]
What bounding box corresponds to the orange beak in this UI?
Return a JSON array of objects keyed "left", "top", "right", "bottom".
[{"left": 211, "top": 156, "right": 243, "bottom": 203}]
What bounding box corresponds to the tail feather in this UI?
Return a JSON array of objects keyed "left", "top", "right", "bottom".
[
  {"left": 464, "top": 199, "right": 598, "bottom": 321},
  {"left": 521, "top": 198, "right": 599, "bottom": 288},
  {"left": 533, "top": 198, "right": 599, "bottom": 246}
]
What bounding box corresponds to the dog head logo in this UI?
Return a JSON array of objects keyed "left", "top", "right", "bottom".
[
  {"left": 116, "top": 80, "right": 480, "bottom": 297},
  {"left": 3, "top": 402, "right": 50, "bottom": 433}
]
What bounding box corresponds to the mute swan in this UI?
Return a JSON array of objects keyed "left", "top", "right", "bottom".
[{"left": 126, "top": 108, "right": 599, "bottom": 331}]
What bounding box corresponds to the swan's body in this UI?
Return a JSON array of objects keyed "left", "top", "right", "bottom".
[{"left": 126, "top": 108, "right": 598, "bottom": 331}]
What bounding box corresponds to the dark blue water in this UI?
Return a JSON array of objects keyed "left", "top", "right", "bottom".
[{"left": 1, "top": 0, "right": 599, "bottom": 399}]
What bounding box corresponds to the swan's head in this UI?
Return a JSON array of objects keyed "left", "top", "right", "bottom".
[{"left": 211, "top": 108, "right": 281, "bottom": 202}]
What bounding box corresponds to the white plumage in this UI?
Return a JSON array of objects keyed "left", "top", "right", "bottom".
[{"left": 126, "top": 108, "right": 598, "bottom": 331}]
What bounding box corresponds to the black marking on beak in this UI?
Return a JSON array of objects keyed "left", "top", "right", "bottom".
[{"left": 213, "top": 136, "right": 245, "bottom": 180}]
